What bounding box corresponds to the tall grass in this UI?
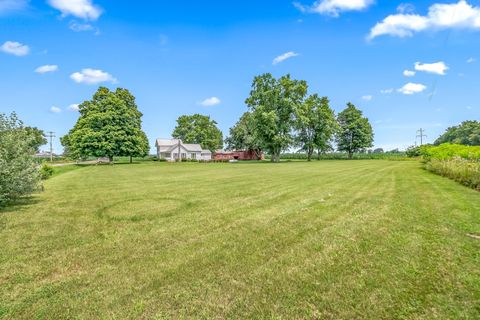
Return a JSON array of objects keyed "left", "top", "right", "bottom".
[
  {"left": 426, "top": 158, "right": 480, "bottom": 190},
  {"left": 422, "top": 144, "right": 480, "bottom": 190}
]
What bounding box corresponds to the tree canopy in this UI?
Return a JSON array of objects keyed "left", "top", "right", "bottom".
[
  {"left": 295, "top": 94, "right": 337, "bottom": 161},
  {"left": 245, "top": 73, "right": 307, "bottom": 162},
  {"left": 24, "top": 127, "right": 47, "bottom": 152},
  {"left": 336, "top": 103, "right": 374, "bottom": 158},
  {"left": 61, "top": 87, "right": 149, "bottom": 161},
  {"left": 434, "top": 120, "right": 480, "bottom": 146},
  {"left": 172, "top": 114, "right": 223, "bottom": 152},
  {"left": 224, "top": 112, "right": 262, "bottom": 156},
  {"left": 0, "top": 113, "right": 40, "bottom": 206}
]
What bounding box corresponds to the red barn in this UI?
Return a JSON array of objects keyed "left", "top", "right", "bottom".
[{"left": 213, "top": 150, "right": 263, "bottom": 161}]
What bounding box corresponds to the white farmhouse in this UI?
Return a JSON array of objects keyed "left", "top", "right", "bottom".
[{"left": 155, "top": 138, "right": 212, "bottom": 161}]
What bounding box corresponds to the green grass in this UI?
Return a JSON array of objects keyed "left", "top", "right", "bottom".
[{"left": 1, "top": 161, "right": 479, "bottom": 319}]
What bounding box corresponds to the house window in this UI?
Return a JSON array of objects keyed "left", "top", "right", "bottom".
[
  {"left": 173, "top": 153, "right": 178, "bottom": 159},
  {"left": 165, "top": 152, "right": 171, "bottom": 158},
  {"left": 191, "top": 153, "right": 196, "bottom": 159},
  {"left": 181, "top": 153, "right": 186, "bottom": 159}
]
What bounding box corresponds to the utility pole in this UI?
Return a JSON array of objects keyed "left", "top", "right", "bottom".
[
  {"left": 416, "top": 128, "right": 427, "bottom": 146},
  {"left": 45, "top": 131, "right": 55, "bottom": 162}
]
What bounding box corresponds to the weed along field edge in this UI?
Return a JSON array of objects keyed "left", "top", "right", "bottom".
[{"left": 1, "top": 160, "right": 479, "bottom": 319}]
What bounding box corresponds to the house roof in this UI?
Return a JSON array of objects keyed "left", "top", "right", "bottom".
[{"left": 156, "top": 138, "right": 205, "bottom": 153}]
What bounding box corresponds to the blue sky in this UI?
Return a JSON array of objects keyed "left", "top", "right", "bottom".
[{"left": 1, "top": 0, "right": 479, "bottom": 153}]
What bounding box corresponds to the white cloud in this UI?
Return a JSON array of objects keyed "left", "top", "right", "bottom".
[
  {"left": 272, "top": 51, "right": 299, "bottom": 65},
  {"left": 69, "top": 20, "right": 94, "bottom": 31},
  {"left": 403, "top": 69, "right": 415, "bottom": 77},
  {"left": 397, "top": 82, "right": 427, "bottom": 95},
  {"left": 362, "top": 95, "right": 372, "bottom": 101},
  {"left": 397, "top": 3, "right": 415, "bottom": 14},
  {"left": 467, "top": 57, "right": 475, "bottom": 63},
  {"left": 70, "top": 68, "right": 117, "bottom": 85},
  {"left": 35, "top": 65, "right": 58, "bottom": 74},
  {"left": 0, "top": 41, "right": 29, "bottom": 56},
  {"left": 0, "top": 0, "right": 28, "bottom": 14},
  {"left": 368, "top": 1, "right": 480, "bottom": 39},
  {"left": 50, "top": 106, "right": 62, "bottom": 113},
  {"left": 48, "top": 0, "right": 102, "bottom": 20},
  {"left": 414, "top": 61, "right": 448, "bottom": 75},
  {"left": 380, "top": 88, "right": 394, "bottom": 94},
  {"left": 67, "top": 104, "right": 80, "bottom": 111},
  {"left": 295, "top": 0, "right": 375, "bottom": 17},
  {"left": 199, "top": 97, "right": 221, "bottom": 107}
]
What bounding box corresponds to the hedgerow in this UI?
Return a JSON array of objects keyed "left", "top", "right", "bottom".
[{"left": 421, "top": 144, "right": 480, "bottom": 190}]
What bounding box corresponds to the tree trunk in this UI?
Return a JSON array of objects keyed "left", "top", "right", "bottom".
[
  {"left": 317, "top": 149, "right": 321, "bottom": 160},
  {"left": 307, "top": 148, "right": 312, "bottom": 162},
  {"left": 348, "top": 152, "right": 353, "bottom": 159},
  {"left": 129, "top": 156, "right": 132, "bottom": 163},
  {"left": 109, "top": 156, "right": 114, "bottom": 163}
]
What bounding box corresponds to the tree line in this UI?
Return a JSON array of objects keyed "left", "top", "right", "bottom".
[{"left": 227, "top": 73, "right": 373, "bottom": 161}]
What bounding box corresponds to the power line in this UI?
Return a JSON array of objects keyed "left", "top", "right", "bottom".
[{"left": 45, "top": 131, "right": 55, "bottom": 162}]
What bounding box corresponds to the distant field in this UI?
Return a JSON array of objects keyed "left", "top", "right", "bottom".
[{"left": 1, "top": 161, "right": 479, "bottom": 319}]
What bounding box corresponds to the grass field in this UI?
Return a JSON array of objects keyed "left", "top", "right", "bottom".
[{"left": 1, "top": 161, "right": 479, "bottom": 319}]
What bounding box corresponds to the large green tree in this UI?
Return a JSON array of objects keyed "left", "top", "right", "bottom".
[
  {"left": 224, "top": 112, "right": 262, "bottom": 156},
  {"left": 61, "top": 87, "right": 149, "bottom": 162},
  {"left": 0, "top": 113, "right": 40, "bottom": 206},
  {"left": 336, "top": 103, "right": 374, "bottom": 159},
  {"left": 245, "top": 73, "right": 307, "bottom": 162},
  {"left": 434, "top": 120, "right": 480, "bottom": 146},
  {"left": 172, "top": 114, "right": 223, "bottom": 152},
  {"left": 295, "top": 94, "right": 337, "bottom": 161},
  {"left": 24, "top": 127, "right": 47, "bottom": 152}
]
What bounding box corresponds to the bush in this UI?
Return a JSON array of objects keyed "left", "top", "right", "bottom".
[
  {"left": 39, "top": 164, "right": 54, "bottom": 180},
  {"left": 421, "top": 144, "right": 480, "bottom": 190},
  {"left": 405, "top": 145, "right": 422, "bottom": 157},
  {"left": 421, "top": 143, "right": 480, "bottom": 161},
  {"left": 0, "top": 113, "right": 40, "bottom": 206}
]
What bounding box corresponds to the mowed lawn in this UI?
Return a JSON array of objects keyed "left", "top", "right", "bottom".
[{"left": 1, "top": 161, "right": 479, "bottom": 319}]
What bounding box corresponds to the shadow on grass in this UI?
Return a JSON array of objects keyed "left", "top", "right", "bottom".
[{"left": 0, "top": 196, "right": 41, "bottom": 215}]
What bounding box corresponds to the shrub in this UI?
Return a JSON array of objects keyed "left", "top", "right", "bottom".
[
  {"left": 421, "top": 144, "right": 480, "bottom": 190},
  {"left": 0, "top": 113, "right": 40, "bottom": 206},
  {"left": 405, "top": 145, "right": 422, "bottom": 157},
  {"left": 421, "top": 143, "right": 480, "bottom": 161},
  {"left": 39, "top": 164, "right": 54, "bottom": 180}
]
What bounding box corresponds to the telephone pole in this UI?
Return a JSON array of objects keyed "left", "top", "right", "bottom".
[
  {"left": 416, "top": 128, "right": 427, "bottom": 146},
  {"left": 45, "top": 131, "right": 55, "bottom": 162}
]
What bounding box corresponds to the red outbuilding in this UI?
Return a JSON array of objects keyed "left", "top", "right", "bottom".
[{"left": 213, "top": 150, "right": 263, "bottom": 161}]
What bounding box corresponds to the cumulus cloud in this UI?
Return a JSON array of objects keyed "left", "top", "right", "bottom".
[
  {"left": 397, "top": 82, "right": 427, "bottom": 95},
  {"left": 414, "top": 61, "right": 448, "bottom": 75},
  {"left": 403, "top": 70, "right": 416, "bottom": 77},
  {"left": 50, "top": 106, "right": 62, "bottom": 113},
  {"left": 68, "top": 104, "right": 80, "bottom": 111},
  {"left": 362, "top": 95, "right": 373, "bottom": 101},
  {"left": 294, "top": 0, "right": 375, "bottom": 17},
  {"left": 0, "top": 41, "right": 29, "bottom": 56},
  {"left": 70, "top": 68, "right": 117, "bottom": 85},
  {"left": 35, "top": 65, "right": 58, "bottom": 74},
  {"left": 467, "top": 57, "right": 475, "bottom": 63},
  {"left": 48, "top": 0, "right": 102, "bottom": 20},
  {"left": 368, "top": 1, "right": 480, "bottom": 39},
  {"left": 199, "top": 97, "right": 221, "bottom": 107},
  {"left": 272, "top": 51, "right": 299, "bottom": 65}
]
